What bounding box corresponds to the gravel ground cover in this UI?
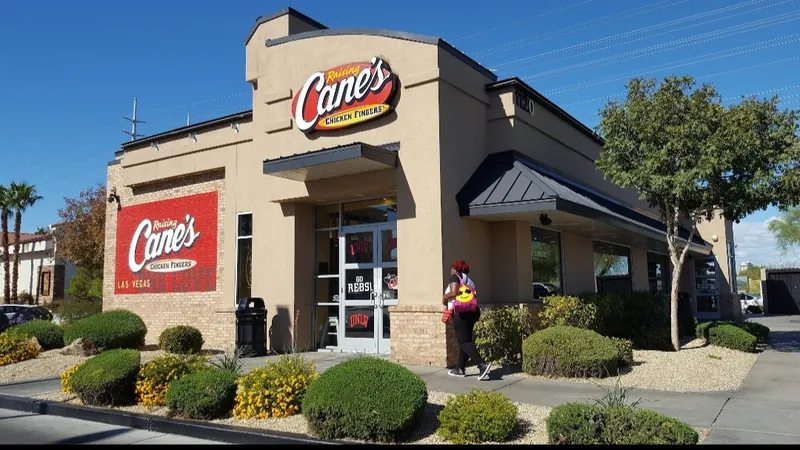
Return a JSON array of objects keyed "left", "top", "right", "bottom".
[{"left": 0, "top": 349, "right": 167, "bottom": 384}]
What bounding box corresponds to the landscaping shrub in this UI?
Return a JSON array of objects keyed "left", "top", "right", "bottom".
[
  {"left": 474, "top": 306, "right": 534, "bottom": 365},
  {"left": 637, "top": 327, "right": 674, "bottom": 352},
  {"left": 539, "top": 295, "right": 597, "bottom": 330},
  {"left": 0, "top": 333, "right": 42, "bottom": 366},
  {"left": 576, "top": 291, "right": 670, "bottom": 350},
  {"left": 158, "top": 325, "right": 204, "bottom": 354},
  {"left": 51, "top": 300, "right": 102, "bottom": 325},
  {"left": 522, "top": 326, "right": 619, "bottom": 378},
  {"left": 746, "top": 304, "right": 763, "bottom": 315},
  {"left": 696, "top": 320, "right": 769, "bottom": 346},
  {"left": 302, "top": 356, "right": 428, "bottom": 442},
  {"left": 165, "top": 369, "right": 238, "bottom": 420},
  {"left": 7, "top": 320, "right": 64, "bottom": 350},
  {"left": 546, "top": 403, "right": 698, "bottom": 445},
  {"left": 610, "top": 337, "right": 633, "bottom": 367},
  {"left": 136, "top": 354, "right": 208, "bottom": 406},
  {"left": 708, "top": 324, "right": 757, "bottom": 353},
  {"left": 63, "top": 310, "right": 147, "bottom": 351},
  {"left": 71, "top": 349, "right": 140, "bottom": 406},
  {"left": 18, "top": 292, "right": 35, "bottom": 305},
  {"left": 233, "top": 355, "right": 318, "bottom": 419},
  {"left": 61, "top": 363, "right": 82, "bottom": 394},
  {"left": 437, "top": 388, "right": 518, "bottom": 444}
]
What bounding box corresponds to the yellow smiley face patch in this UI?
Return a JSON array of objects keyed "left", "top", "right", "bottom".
[{"left": 456, "top": 285, "right": 475, "bottom": 303}]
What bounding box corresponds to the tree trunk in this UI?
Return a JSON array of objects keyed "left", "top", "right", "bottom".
[
  {"left": 1, "top": 210, "right": 9, "bottom": 304},
  {"left": 670, "top": 263, "right": 683, "bottom": 351},
  {"left": 10, "top": 210, "right": 21, "bottom": 304}
]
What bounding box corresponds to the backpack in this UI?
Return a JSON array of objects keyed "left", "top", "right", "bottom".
[{"left": 453, "top": 273, "right": 479, "bottom": 313}]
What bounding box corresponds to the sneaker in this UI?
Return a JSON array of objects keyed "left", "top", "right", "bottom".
[
  {"left": 447, "top": 368, "right": 466, "bottom": 377},
  {"left": 477, "top": 362, "right": 493, "bottom": 381}
]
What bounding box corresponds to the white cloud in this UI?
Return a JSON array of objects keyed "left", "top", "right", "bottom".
[{"left": 733, "top": 216, "right": 800, "bottom": 268}]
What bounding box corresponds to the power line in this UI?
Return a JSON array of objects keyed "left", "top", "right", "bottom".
[
  {"left": 488, "top": 0, "right": 771, "bottom": 67},
  {"left": 520, "top": 11, "right": 800, "bottom": 80},
  {"left": 493, "top": 0, "right": 786, "bottom": 72},
  {"left": 558, "top": 55, "right": 800, "bottom": 107},
  {"left": 450, "top": 0, "right": 598, "bottom": 43},
  {"left": 546, "top": 33, "right": 800, "bottom": 97},
  {"left": 470, "top": 0, "right": 685, "bottom": 57}
]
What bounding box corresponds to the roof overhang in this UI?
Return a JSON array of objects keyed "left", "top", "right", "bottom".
[
  {"left": 262, "top": 142, "right": 398, "bottom": 182},
  {"left": 458, "top": 151, "right": 713, "bottom": 255}
]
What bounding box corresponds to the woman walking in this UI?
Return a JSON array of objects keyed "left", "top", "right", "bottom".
[{"left": 442, "top": 259, "right": 492, "bottom": 380}]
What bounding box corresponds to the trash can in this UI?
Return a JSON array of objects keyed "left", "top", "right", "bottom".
[{"left": 235, "top": 297, "right": 267, "bottom": 357}]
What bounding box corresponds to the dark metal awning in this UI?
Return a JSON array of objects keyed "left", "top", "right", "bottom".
[
  {"left": 262, "top": 142, "right": 399, "bottom": 182},
  {"left": 456, "top": 150, "right": 712, "bottom": 253}
]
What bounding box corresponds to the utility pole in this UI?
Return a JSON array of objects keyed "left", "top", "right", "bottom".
[{"left": 122, "top": 97, "right": 146, "bottom": 141}]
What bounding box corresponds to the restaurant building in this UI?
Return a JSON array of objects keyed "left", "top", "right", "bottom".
[{"left": 103, "top": 7, "right": 740, "bottom": 367}]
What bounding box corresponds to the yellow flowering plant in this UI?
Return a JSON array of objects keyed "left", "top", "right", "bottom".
[
  {"left": 0, "top": 333, "right": 41, "bottom": 366},
  {"left": 135, "top": 353, "right": 208, "bottom": 406},
  {"left": 61, "top": 363, "right": 82, "bottom": 394},
  {"left": 233, "top": 355, "right": 318, "bottom": 420}
]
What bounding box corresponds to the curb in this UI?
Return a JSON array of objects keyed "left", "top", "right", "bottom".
[
  {"left": 0, "top": 377, "right": 60, "bottom": 387},
  {"left": 0, "top": 393, "right": 343, "bottom": 445}
]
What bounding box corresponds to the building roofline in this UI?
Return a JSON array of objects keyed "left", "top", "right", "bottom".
[
  {"left": 266, "top": 28, "right": 497, "bottom": 82},
  {"left": 120, "top": 110, "right": 253, "bottom": 150},
  {"left": 245, "top": 7, "right": 328, "bottom": 45},
  {"left": 486, "top": 78, "right": 605, "bottom": 146}
]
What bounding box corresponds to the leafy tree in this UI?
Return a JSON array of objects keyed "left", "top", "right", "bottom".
[
  {"left": 34, "top": 227, "right": 48, "bottom": 235},
  {"left": 594, "top": 253, "right": 625, "bottom": 277},
  {"left": 8, "top": 182, "right": 42, "bottom": 303},
  {"left": 66, "top": 267, "right": 103, "bottom": 302},
  {"left": 768, "top": 207, "right": 800, "bottom": 256},
  {"left": 596, "top": 75, "right": 800, "bottom": 351},
  {"left": 0, "top": 185, "right": 10, "bottom": 304},
  {"left": 56, "top": 183, "right": 106, "bottom": 271}
]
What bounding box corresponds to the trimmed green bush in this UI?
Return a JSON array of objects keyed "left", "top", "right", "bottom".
[
  {"left": 52, "top": 300, "right": 102, "bottom": 325},
  {"left": 546, "top": 403, "right": 698, "bottom": 445},
  {"left": 7, "top": 320, "right": 64, "bottom": 350},
  {"left": 63, "top": 310, "right": 147, "bottom": 351},
  {"left": 522, "top": 326, "right": 619, "bottom": 378},
  {"left": 302, "top": 356, "right": 428, "bottom": 442},
  {"left": 158, "top": 325, "right": 204, "bottom": 354},
  {"left": 437, "top": 388, "right": 518, "bottom": 444},
  {"left": 165, "top": 369, "right": 238, "bottom": 420},
  {"left": 474, "top": 306, "right": 534, "bottom": 365},
  {"left": 610, "top": 337, "right": 633, "bottom": 367},
  {"left": 576, "top": 291, "right": 670, "bottom": 350},
  {"left": 708, "top": 324, "right": 757, "bottom": 353},
  {"left": 71, "top": 349, "right": 140, "bottom": 406},
  {"left": 637, "top": 327, "right": 674, "bottom": 352},
  {"left": 696, "top": 320, "right": 769, "bottom": 346},
  {"left": 539, "top": 295, "right": 597, "bottom": 330}
]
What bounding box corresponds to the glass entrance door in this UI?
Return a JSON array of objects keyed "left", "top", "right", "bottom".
[{"left": 339, "top": 224, "right": 398, "bottom": 354}]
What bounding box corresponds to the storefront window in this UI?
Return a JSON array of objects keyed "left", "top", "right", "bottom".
[
  {"left": 695, "top": 257, "right": 719, "bottom": 313},
  {"left": 647, "top": 252, "right": 669, "bottom": 296},
  {"left": 342, "top": 197, "right": 397, "bottom": 225},
  {"left": 316, "top": 230, "right": 339, "bottom": 275},
  {"left": 593, "top": 241, "right": 631, "bottom": 293},
  {"left": 235, "top": 213, "right": 253, "bottom": 303},
  {"left": 315, "top": 204, "right": 339, "bottom": 229},
  {"left": 531, "top": 227, "right": 561, "bottom": 298}
]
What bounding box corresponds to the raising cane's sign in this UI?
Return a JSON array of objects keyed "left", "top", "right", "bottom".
[
  {"left": 114, "top": 192, "right": 218, "bottom": 294},
  {"left": 291, "top": 56, "right": 398, "bottom": 133}
]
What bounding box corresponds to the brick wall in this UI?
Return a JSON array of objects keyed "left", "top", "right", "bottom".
[
  {"left": 104, "top": 164, "right": 234, "bottom": 350},
  {"left": 389, "top": 305, "right": 459, "bottom": 367}
]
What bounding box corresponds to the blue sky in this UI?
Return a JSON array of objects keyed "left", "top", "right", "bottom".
[{"left": 1, "top": 0, "right": 798, "bottom": 266}]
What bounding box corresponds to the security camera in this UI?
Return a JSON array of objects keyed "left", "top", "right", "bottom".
[
  {"left": 539, "top": 214, "right": 552, "bottom": 226},
  {"left": 108, "top": 194, "right": 116, "bottom": 203}
]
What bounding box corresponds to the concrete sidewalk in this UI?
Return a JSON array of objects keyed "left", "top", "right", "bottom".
[{"left": 703, "top": 315, "right": 800, "bottom": 444}]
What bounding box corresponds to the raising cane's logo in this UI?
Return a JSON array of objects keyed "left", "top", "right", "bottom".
[
  {"left": 291, "top": 57, "right": 398, "bottom": 133},
  {"left": 115, "top": 192, "right": 218, "bottom": 294}
]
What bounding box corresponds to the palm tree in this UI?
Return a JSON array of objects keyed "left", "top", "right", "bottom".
[
  {"left": 0, "top": 185, "right": 10, "bottom": 304},
  {"left": 8, "top": 182, "right": 43, "bottom": 304},
  {"left": 35, "top": 226, "right": 48, "bottom": 235}
]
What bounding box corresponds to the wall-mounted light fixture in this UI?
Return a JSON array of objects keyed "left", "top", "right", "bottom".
[
  {"left": 711, "top": 234, "right": 719, "bottom": 242},
  {"left": 231, "top": 122, "right": 240, "bottom": 134},
  {"left": 150, "top": 142, "right": 159, "bottom": 151},
  {"left": 107, "top": 187, "right": 122, "bottom": 211},
  {"left": 189, "top": 132, "right": 197, "bottom": 142}
]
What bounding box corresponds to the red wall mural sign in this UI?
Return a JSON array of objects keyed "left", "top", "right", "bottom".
[
  {"left": 291, "top": 56, "right": 398, "bottom": 133},
  {"left": 114, "top": 192, "right": 218, "bottom": 294}
]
